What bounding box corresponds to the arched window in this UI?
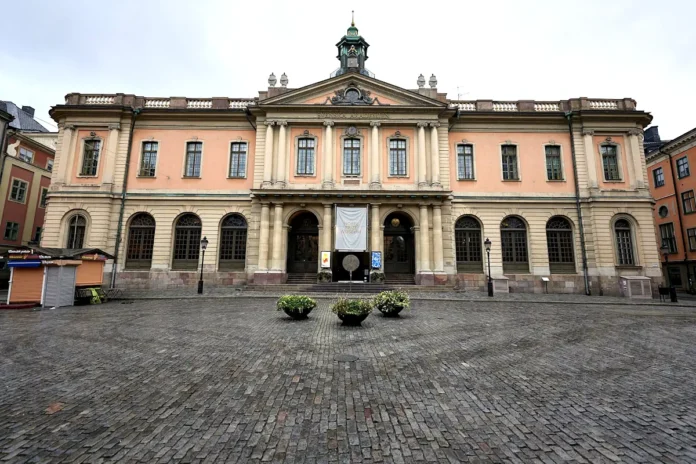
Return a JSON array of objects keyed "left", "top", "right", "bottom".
[
  {"left": 219, "top": 214, "right": 247, "bottom": 270},
  {"left": 66, "top": 214, "right": 87, "bottom": 248},
  {"left": 172, "top": 214, "right": 201, "bottom": 270},
  {"left": 126, "top": 213, "right": 155, "bottom": 269},
  {"left": 546, "top": 217, "right": 575, "bottom": 274},
  {"left": 614, "top": 219, "right": 635, "bottom": 265},
  {"left": 455, "top": 216, "right": 482, "bottom": 272},
  {"left": 501, "top": 216, "right": 528, "bottom": 273}
]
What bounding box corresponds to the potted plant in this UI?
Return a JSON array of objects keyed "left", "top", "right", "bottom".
[
  {"left": 373, "top": 290, "right": 410, "bottom": 317},
  {"left": 277, "top": 295, "right": 317, "bottom": 320},
  {"left": 331, "top": 298, "right": 372, "bottom": 326}
]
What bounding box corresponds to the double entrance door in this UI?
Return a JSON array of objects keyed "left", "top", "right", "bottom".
[
  {"left": 383, "top": 212, "right": 415, "bottom": 274},
  {"left": 287, "top": 212, "right": 319, "bottom": 274}
]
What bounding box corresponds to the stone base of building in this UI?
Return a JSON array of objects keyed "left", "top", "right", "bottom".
[
  {"left": 108, "top": 270, "right": 248, "bottom": 289},
  {"left": 252, "top": 271, "right": 286, "bottom": 285},
  {"left": 455, "top": 273, "right": 655, "bottom": 297},
  {"left": 415, "top": 272, "right": 450, "bottom": 286}
]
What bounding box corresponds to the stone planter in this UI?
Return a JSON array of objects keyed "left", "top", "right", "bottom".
[
  {"left": 378, "top": 305, "right": 404, "bottom": 317},
  {"left": 283, "top": 307, "right": 313, "bottom": 320},
  {"left": 337, "top": 313, "right": 369, "bottom": 326}
]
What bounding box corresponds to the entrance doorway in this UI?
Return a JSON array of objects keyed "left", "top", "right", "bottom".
[
  {"left": 383, "top": 212, "right": 415, "bottom": 275},
  {"left": 287, "top": 212, "right": 319, "bottom": 274}
]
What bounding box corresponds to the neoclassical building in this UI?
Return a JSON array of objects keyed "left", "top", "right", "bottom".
[{"left": 42, "top": 22, "right": 660, "bottom": 294}]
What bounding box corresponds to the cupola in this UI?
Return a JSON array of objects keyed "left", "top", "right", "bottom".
[{"left": 331, "top": 12, "right": 374, "bottom": 78}]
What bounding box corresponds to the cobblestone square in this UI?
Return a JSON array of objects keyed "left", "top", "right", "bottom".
[{"left": 1, "top": 298, "right": 696, "bottom": 463}]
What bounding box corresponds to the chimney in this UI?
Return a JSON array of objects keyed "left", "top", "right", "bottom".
[{"left": 21, "top": 106, "right": 35, "bottom": 117}]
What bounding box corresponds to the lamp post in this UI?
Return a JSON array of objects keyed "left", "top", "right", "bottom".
[
  {"left": 661, "top": 242, "right": 670, "bottom": 287},
  {"left": 484, "top": 238, "right": 493, "bottom": 297},
  {"left": 198, "top": 236, "right": 209, "bottom": 294}
]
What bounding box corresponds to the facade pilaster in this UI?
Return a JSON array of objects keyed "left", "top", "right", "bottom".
[
  {"left": 370, "top": 204, "right": 381, "bottom": 269},
  {"left": 322, "top": 203, "right": 333, "bottom": 253},
  {"left": 417, "top": 123, "right": 428, "bottom": 187},
  {"left": 103, "top": 123, "right": 120, "bottom": 188},
  {"left": 370, "top": 122, "right": 381, "bottom": 188},
  {"left": 628, "top": 129, "right": 645, "bottom": 188},
  {"left": 257, "top": 203, "right": 270, "bottom": 270},
  {"left": 275, "top": 121, "right": 287, "bottom": 186},
  {"left": 323, "top": 121, "right": 334, "bottom": 188},
  {"left": 432, "top": 205, "right": 444, "bottom": 272},
  {"left": 54, "top": 124, "right": 75, "bottom": 186},
  {"left": 262, "top": 120, "right": 275, "bottom": 186},
  {"left": 271, "top": 203, "right": 284, "bottom": 270},
  {"left": 419, "top": 204, "right": 431, "bottom": 271},
  {"left": 430, "top": 123, "right": 441, "bottom": 186},
  {"left": 582, "top": 129, "right": 598, "bottom": 188}
]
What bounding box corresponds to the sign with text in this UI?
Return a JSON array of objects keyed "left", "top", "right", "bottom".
[
  {"left": 335, "top": 207, "right": 368, "bottom": 251},
  {"left": 321, "top": 251, "right": 331, "bottom": 268},
  {"left": 371, "top": 251, "right": 382, "bottom": 270}
]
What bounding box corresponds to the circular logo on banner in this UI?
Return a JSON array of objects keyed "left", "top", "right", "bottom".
[{"left": 342, "top": 254, "right": 360, "bottom": 272}]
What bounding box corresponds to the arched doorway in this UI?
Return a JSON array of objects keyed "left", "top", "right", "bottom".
[
  {"left": 383, "top": 212, "right": 415, "bottom": 275},
  {"left": 287, "top": 212, "right": 319, "bottom": 274}
]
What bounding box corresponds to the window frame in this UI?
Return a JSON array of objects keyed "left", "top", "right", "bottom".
[
  {"left": 546, "top": 216, "right": 576, "bottom": 274},
  {"left": 9, "top": 178, "right": 29, "bottom": 204},
  {"left": 218, "top": 214, "right": 248, "bottom": 270},
  {"left": 46, "top": 158, "right": 54, "bottom": 172},
  {"left": 294, "top": 135, "right": 317, "bottom": 177},
  {"left": 18, "top": 147, "right": 34, "bottom": 164},
  {"left": 228, "top": 141, "right": 249, "bottom": 179},
  {"left": 454, "top": 215, "right": 483, "bottom": 272},
  {"left": 125, "top": 213, "right": 156, "bottom": 270},
  {"left": 65, "top": 214, "right": 87, "bottom": 249},
  {"left": 79, "top": 137, "right": 103, "bottom": 177},
  {"left": 682, "top": 190, "right": 696, "bottom": 214},
  {"left": 687, "top": 228, "right": 696, "bottom": 251},
  {"left": 171, "top": 213, "right": 202, "bottom": 270},
  {"left": 342, "top": 136, "right": 362, "bottom": 177},
  {"left": 4, "top": 221, "right": 19, "bottom": 241},
  {"left": 599, "top": 142, "right": 622, "bottom": 182},
  {"left": 500, "top": 216, "right": 529, "bottom": 273},
  {"left": 544, "top": 145, "right": 565, "bottom": 181},
  {"left": 39, "top": 187, "right": 48, "bottom": 208},
  {"left": 138, "top": 140, "right": 159, "bottom": 178},
  {"left": 387, "top": 136, "right": 409, "bottom": 177},
  {"left": 677, "top": 156, "right": 690, "bottom": 179},
  {"left": 659, "top": 222, "right": 678, "bottom": 254},
  {"left": 500, "top": 144, "right": 520, "bottom": 181},
  {"left": 183, "top": 140, "right": 203, "bottom": 178},
  {"left": 33, "top": 226, "right": 42, "bottom": 243},
  {"left": 456, "top": 143, "right": 475, "bottom": 181},
  {"left": 613, "top": 217, "right": 637, "bottom": 267},
  {"left": 652, "top": 167, "right": 665, "bottom": 188}
]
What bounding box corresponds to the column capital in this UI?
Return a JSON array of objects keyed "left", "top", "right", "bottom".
[
  {"left": 431, "top": 204, "right": 442, "bottom": 210},
  {"left": 429, "top": 122, "right": 441, "bottom": 128},
  {"left": 264, "top": 120, "right": 276, "bottom": 127},
  {"left": 62, "top": 123, "right": 76, "bottom": 131},
  {"left": 581, "top": 128, "right": 594, "bottom": 136},
  {"left": 323, "top": 120, "right": 335, "bottom": 127},
  {"left": 107, "top": 123, "right": 121, "bottom": 131},
  {"left": 323, "top": 202, "right": 333, "bottom": 208},
  {"left": 260, "top": 202, "right": 271, "bottom": 207},
  {"left": 370, "top": 121, "right": 381, "bottom": 127},
  {"left": 272, "top": 202, "right": 284, "bottom": 207},
  {"left": 370, "top": 202, "right": 382, "bottom": 206},
  {"left": 276, "top": 120, "right": 288, "bottom": 127},
  {"left": 628, "top": 128, "right": 643, "bottom": 136},
  {"left": 416, "top": 122, "right": 429, "bottom": 128}
]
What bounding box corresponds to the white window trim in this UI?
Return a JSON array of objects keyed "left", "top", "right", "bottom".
[
  {"left": 137, "top": 139, "right": 160, "bottom": 178},
  {"left": 182, "top": 139, "right": 204, "bottom": 179},
  {"left": 543, "top": 144, "right": 566, "bottom": 182},
  {"left": 8, "top": 177, "right": 29, "bottom": 204},
  {"left": 64, "top": 212, "right": 90, "bottom": 249},
  {"left": 46, "top": 158, "right": 54, "bottom": 172},
  {"left": 611, "top": 215, "right": 640, "bottom": 267},
  {"left": 294, "top": 134, "right": 318, "bottom": 177},
  {"left": 499, "top": 143, "right": 521, "bottom": 181},
  {"left": 676, "top": 155, "right": 690, "bottom": 179},
  {"left": 340, "top": 134, "right": 364, "bottom": 178},
  {"left": 39, "top": 187, "right": 48, "bottom": 209},
  {"left": 227, "top": 139, "right": 250, "bottom": 179},
  {"left": 387, "top": 135, "right": 410, "bottom": 178},
  {"left": 652, "top": 166, "right": 665, "bottom": 187},
  {"left": 455, "top": 142, "right": 476, "bottom": 181},
  {"left": 77, "top": 136, "right": 103, "bottom": 178},
  {"left": 18, "top": 147, "right": 34, "bottom": 164},
  {"left": 598, "top": 142, "right": 624, "bottom": 182}
]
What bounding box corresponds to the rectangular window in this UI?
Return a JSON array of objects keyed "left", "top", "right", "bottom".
[
  {"left": 10, "top": 179, "right": 28, "bottom": 203},
  {"left": 545, "top": 145, "right": 562, "bottom": 180},
  {"left": 389, "top": 139, "right": 407, "bottom": 176},
  {"left": 660, "top": 223, "right": 677, "bottom": 254},
  {"left": 80, "top": 139, "right": 101, "bottom": 176},
  {"left": 19, "top": 147, "right": 34, "bottom": 164},
  {"left": 677, "top": 156, "right": 690, "bottom": 178},
  {"left": 4, "top": 222, "right": 19, "bottom": 241},
  {"left": 653, "top": 167, "right": 664, "bottom": 187},
  {"left": 185, "top": 141, "right": 202, "bottom": 177},
  {"left": 683, "top": 190, "right": 696, "bottom": 214},
  {"left": 139, "top": 141, "right": 158, "bottom": 177},
  {"left": 39, "top": 187, "right": 48, "bottom": 208},
  {"left": 229, "top": 142, "right": 248, "bottom": 178},
  {"left": 33, "top": 227, "right": 42, "bottom": 243},
  {"left": 688, "top": 228, "right": 696, "bottom": 251},
  {"left": 343, "top": 138, "right": 361, "bottom": 176},
  {"left": 601, "top": 145, "right": 620, "bottom": 181},
  {"left": 47, "top": 159, "right": 54, "bottom": 171},
  {"left": 457, "top": 144, "right": 474, "bottom": 180},
  {"left": 501, "top": 145, "right": 519, "bottom": 180},
  {"left": 296, "top": 138, "right": 315, "bottom": 175}
]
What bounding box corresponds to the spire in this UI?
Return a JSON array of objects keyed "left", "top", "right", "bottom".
[
  {"left": 331, "top": 13, "right": 374, "bottom": 78},
  {"left": 351, "top": 10, "right": 355, "bottom": 27}
]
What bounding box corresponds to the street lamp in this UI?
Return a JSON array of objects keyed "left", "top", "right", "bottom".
[
  {"left": 661, "top": 241, "right": 670, "bottom": 287},
  {"left": 484, "top": 238, "right": 493, "bottom": 297},
  {"left": 198, "top": 236, "right": 209, "bottom": 294}
]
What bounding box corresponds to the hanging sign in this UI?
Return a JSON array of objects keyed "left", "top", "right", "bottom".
[{"left": 335, "top": 207, "right": 368, "bottom": 251}]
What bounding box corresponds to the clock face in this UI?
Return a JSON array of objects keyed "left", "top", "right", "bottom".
[
  {"left": 347, "top": 126, "right": 358, "bottom": 136},
  {"left": 347, "top": 57, "right": 358, "bottom": 68}
]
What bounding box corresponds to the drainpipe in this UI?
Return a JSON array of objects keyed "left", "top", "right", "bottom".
[
  {"left": 661, "top": 148, "right": 691, "bottom": 291},
  {"left": 110, "top": 108, "right": 140, "bottom": 288},
  {"left": 565, "top": 112, "right": 591, "bottom": 295}
]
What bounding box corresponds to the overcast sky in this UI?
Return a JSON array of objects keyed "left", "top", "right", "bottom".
[{"left": 2, "top": 0, "right": 694, "bottom": 139}]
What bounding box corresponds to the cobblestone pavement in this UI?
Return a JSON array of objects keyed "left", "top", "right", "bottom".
[{"left": 1, "top": 299, "right": 696, "bottom": 463}]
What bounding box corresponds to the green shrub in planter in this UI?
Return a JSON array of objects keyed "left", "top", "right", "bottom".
[
  {"left": 370, "top": 271, "right": 385, "bottom": 283},
  {"left": 317, "top": 271, "right": 332, "bottom": 283},
  {"left": 277, "top": 295, "right": 317, "bottom": 320},
  {"left": 331, "top": 297, "right": 372, "bottom": 326},
  {"left": 373, "top": 290, "right": 410, "bottom": 317}
]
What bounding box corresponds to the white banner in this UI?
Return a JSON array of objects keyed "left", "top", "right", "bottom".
[{"left": 335, "top": 207, "right": 368, "bottom": 251}]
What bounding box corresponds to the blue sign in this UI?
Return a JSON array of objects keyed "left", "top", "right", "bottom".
[
  {"left": 8, "top": 260, "right": 42, "bottom": 268},
  {"left": 371, "top": 251, "right": 382, "bottom": 269}
]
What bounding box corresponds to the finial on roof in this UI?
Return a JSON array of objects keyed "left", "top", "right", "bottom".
[
  {"left": 351, "top": 10, "right": 355, "bottom": 26},
  {"left": 280, "top": 72, "right": 288, "bottom": 87},
  {"left": 268, "top": 72, "right": 277, "bottom": 87},
  {"left": 417, "top": 74, "right": 425, "bottom": 89}
]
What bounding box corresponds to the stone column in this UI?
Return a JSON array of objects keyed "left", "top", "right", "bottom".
[
  {"left": 103, "top": 123, "right": 120, "bottom": 188},
  {"left": 262, "top": 120, "right": 275, "bottom": 186},
  {"left": 323, "top": 121, "right": 334, "bottom": 188},
  {"left": 628, "top": 129, "right": 645, "bottom": 189},
  {"left": 432, "top": 205, "right": 444, "bottom": 272},
  {"left": 275, "top": 121, "right": 287, "bottom": 187},
  {"left": 271, "top": 203, "right": 284, "bottom": 270},
  {"left": 417, "top": 123, "right": 428, "bottom": 187},
  {"left": 582, "top": 129, "right": 598, "bottom": 188},
  {"left": 257, "top": 203, "right": 270, "bottom": 270},
  {"left": 430, "top": 123, "right": 441, "bottom": 186},
  {"left": 54, "top": 124, "right": 75, "bottom": 185},
  {"left": 419, "top": 204, "right": 431, "bottom": 271},
  {"left": 370, "top": 121, "right": 381, "bottom": 188},
  {"left": 323, "top": 203, "right": 333, "bottom": 253},
  {"left": 371, "top": 204, "right": 381, "bottom": 269}
]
